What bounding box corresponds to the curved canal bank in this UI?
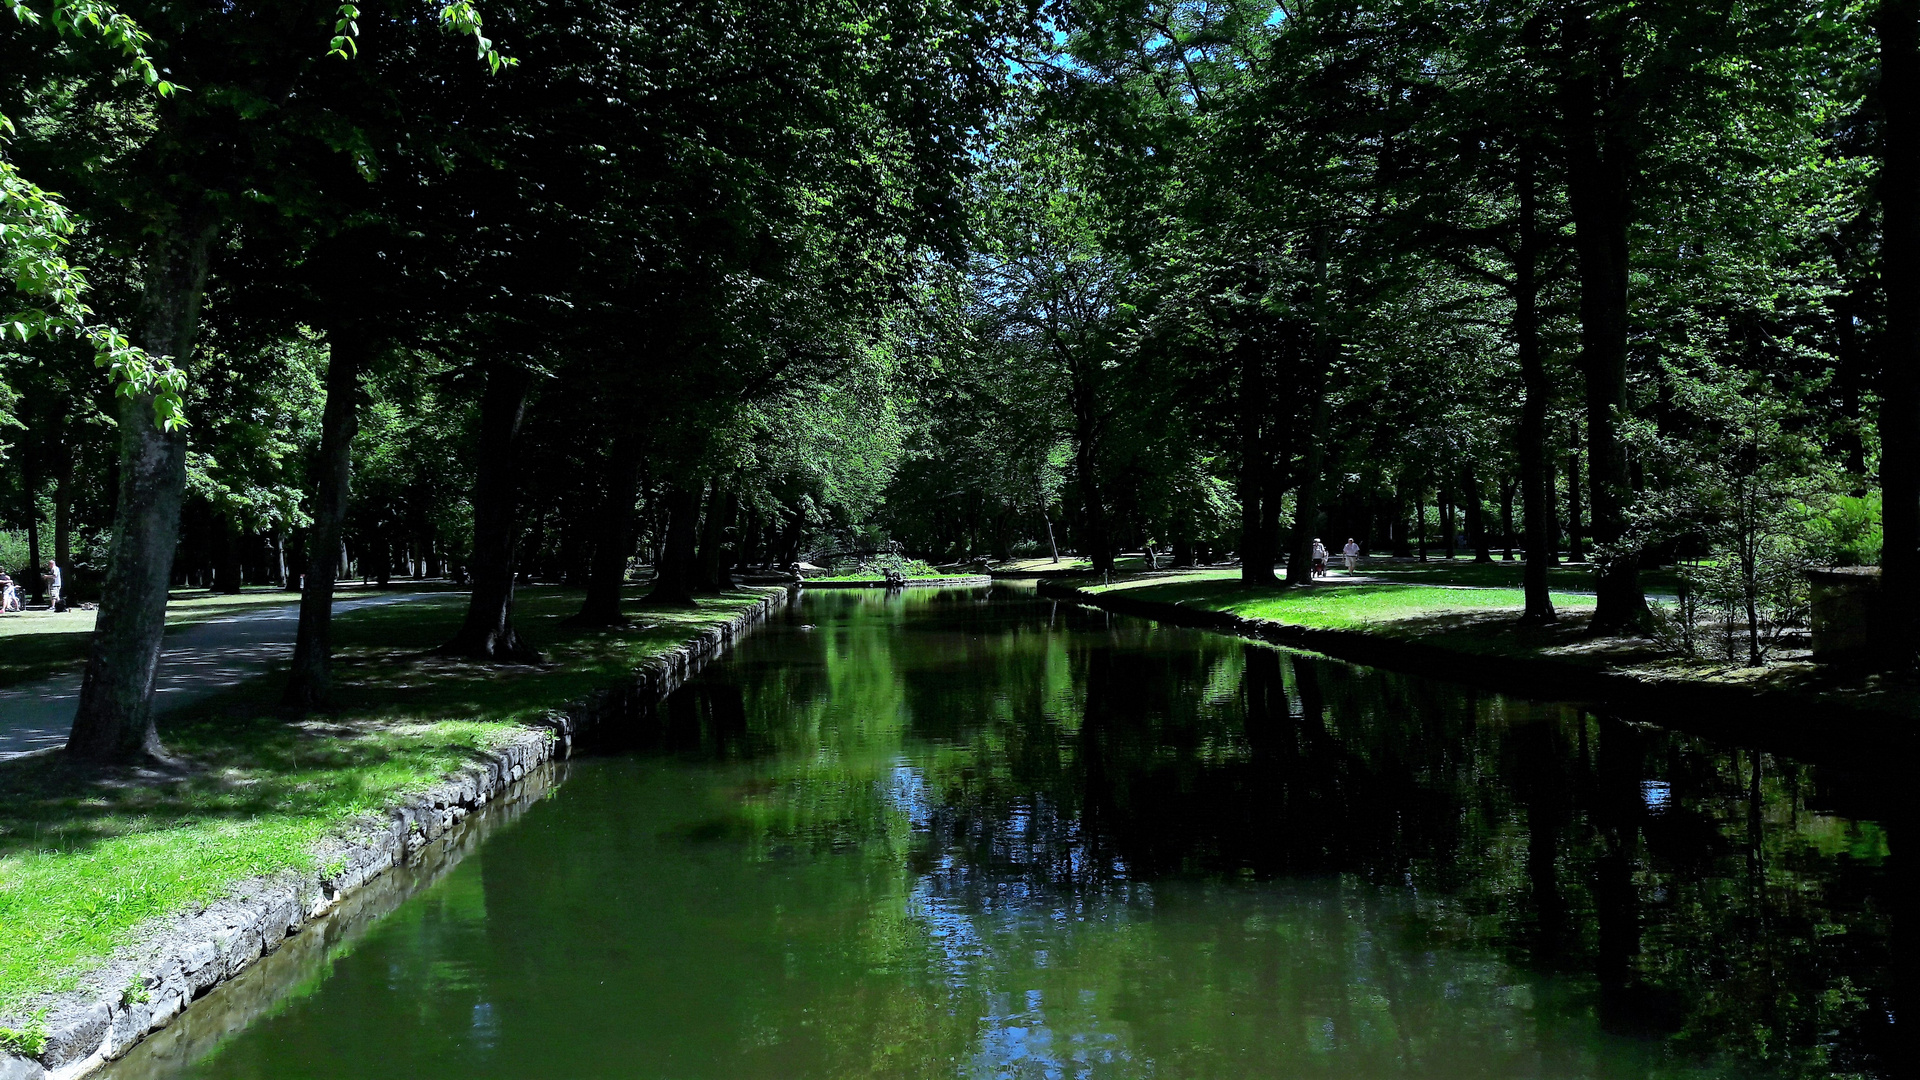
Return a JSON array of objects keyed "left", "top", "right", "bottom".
[
  {"left": 800, "top": 575, "right": 992, "bottom": 589},
  {"left": 0, "top": 587, "right": 791, "bottom": 1080},
  {"left": 76, "top": 585, "right": 1910, "bottom": 1080},
  {"left": 1037, "top": 579, "right": 1920, "bottom": 774}
]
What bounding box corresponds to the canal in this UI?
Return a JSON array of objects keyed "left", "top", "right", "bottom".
[{"left": 105, "top": 586, "right": 1902, "bottom": 1078}]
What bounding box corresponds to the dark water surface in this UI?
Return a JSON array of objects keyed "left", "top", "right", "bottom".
[{"left": 107, "top": 586, "right": 1904, "bottom": 1079}]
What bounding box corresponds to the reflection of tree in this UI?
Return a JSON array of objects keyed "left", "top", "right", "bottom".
[{"left": 635, "top": 589, "right": 1896, "bottom": 1077}]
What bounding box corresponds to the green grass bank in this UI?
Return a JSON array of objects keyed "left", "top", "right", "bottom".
[
  {"left": 0, "top": 586, "right": 779, "bottom": 1024},
  {"left": 1042, "top": 565, "right": 1919, "bottom": 771}
]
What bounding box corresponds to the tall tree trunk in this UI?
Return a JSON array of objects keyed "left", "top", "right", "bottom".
[
  {"left": 776, "top": 505, "right": 805, "bottom": 568},
  {"left": 1465, "top": 467, "right": 1491, "bottom": 562},
  {"left": 1063, "top": 342, "right": 1112, "bottom": 575},
  {"left": 648, "top": 483, "right": 702, "bottom": 605},
  {"left": 68, "top": 210, "right": 219, "bottom": 761},
  {"left": 1237, "top": 345, "right": 1276, "bottom": 586},
  {"left": 52, "top": 409, "right": 73, "bottom": 577},
  {"left": 1566, "top": 424, "right": 1587, "bottom": 562},
  {"left": 22, "top": 427, "right": 42, "bottom": 603},
  {"left": 695, "top": 481, "right": 738, "bottom": 592},
  {"left": 212, "top": 518, "right": 243, "bottom": 594},
  {"left": 1499, "top": 477, "right": 1516, "bottom": 562},
  {"left": 571, "top": 435, "right": 642, "bottom": 626},
  {"left": 1881, "top": 0, "right": 1920, "bottom": 666},
  {"left": 1416, "top": 485, "right": 1429, "bottom": 562},
  {"left": 283, "top": 330, "right": 371, "bottom": 707},
  {"left": 1282, "top": 352, "right": 1333, "bottom": 586},
  {"left": 1562, "top": 15, "right": 1648, "bottom": 630},
  {"left": 1516, "top": 152, "right": 1558, "bottom": 622},
  {"left": 440, "top": 363, "right": 539, "bottom": 661}
]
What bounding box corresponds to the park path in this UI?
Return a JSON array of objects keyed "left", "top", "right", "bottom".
[{"left": 0, "top": 592, "right": 433, "bottom": 761}]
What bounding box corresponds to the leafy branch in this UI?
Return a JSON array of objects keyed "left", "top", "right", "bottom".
[
  {"left": 1, "top": 0, "right": 188, "bottom": 430},
  {"left": 330, "top": 1, "right": 518, "bottom": 73}
]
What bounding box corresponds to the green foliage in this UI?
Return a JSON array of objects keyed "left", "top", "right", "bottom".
[
  {"left": 0, "top": 1010, "right": 47, "bottom": 1056},
  {"left": 816, "top": 553, "right": 940, "bottom": 580},
  {"left": 1810, "top": 493, "right": 1881, "bottom": 567}
]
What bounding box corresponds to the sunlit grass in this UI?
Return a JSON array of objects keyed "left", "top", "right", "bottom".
[
  {"left": 1089, "top": 574, "right": 1596, "bottom": 630},
  {"left": 0, "top": 586, "right": 778, "bottom": 1016}
]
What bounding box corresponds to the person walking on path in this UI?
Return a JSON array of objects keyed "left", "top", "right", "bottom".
[
  {"left": 1342, "top": 538, "right": 1360, "bottom": 573},
  {"left": 1, "top": 571, "right": 19, "bottom": 613},
  {"left": 44, "top": 557, "right": 63, "bottom": 612},
  {"left": 1311, "top": 539, "right": 1329, "bottom": 578}
]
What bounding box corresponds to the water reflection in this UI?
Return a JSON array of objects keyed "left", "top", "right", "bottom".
[{"left": 119, "top": 586, "right": 1901, "bottom": 1079}]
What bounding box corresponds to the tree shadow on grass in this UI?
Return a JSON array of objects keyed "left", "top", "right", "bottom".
[{"left": 0, "top": 587, "right": 776, "bottom": 866}]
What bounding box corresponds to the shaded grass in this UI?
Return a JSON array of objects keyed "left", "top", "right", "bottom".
[
  {"left": 0, "top": 587, "right": 458, "bottom": 690},
  {"left": 0, "top": 586, "right": 776, "bottom": 1016}
]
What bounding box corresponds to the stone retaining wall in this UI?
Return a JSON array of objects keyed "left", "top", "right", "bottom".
[
  {"left": 0, "top": 586, "right": 790, "bottom": 1080},
  {"left": 800, "top": 575, "right": 991, "bottom": 589}
]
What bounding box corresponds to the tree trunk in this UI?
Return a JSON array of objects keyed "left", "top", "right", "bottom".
[
  {"left": 776, "top": 505, "right": 805, "bottom": 568},
  {"left": 283, "top": 329, "right": 370, "bottom": 707},
  {"left": 1465, "top": 467, "right": 1491, "bottom": 562},
  {"left": 52, "top": 410, "right": 73, "bottom": 578},
  {"left": 1282, "top": 350, "right": 1333, "bottom": 586},
  {"left": 1881, "top": 0, "right": 1920, "bottom": 666},
  {"left": 440, "top": 363, "right": 539, "bottom": 661},
  {"left": 1516, "top": 152, "right": 1558, "bottom": 622},
  {"left": 695, "top": 481, "right": 738, "bottom": 592},
  {"left": 1566, "top": 421, "right": 1587, "bottom": 563},
  {"left": 1562, "top": 15, "right": 1649, "bottom": 630},
  {"left": 212, "top": 518, "right": 244, "bottom": 594},
  {"left": 1063, "top": 342, "right": 1113, "bottom": 575},
  {"left": 68, "top": 210, "right": 219, "bottom": 761},
  {"left": 372, "top": 517, "right": 391, "bottom": 588},
  {"left": 1237, "top": 345, "right": 1276, "bottom": 586},
  {"left": 648, "top": 484, "right": 702, "bottom": 605},
  {"left": 571, "top": 434, "right": 642, "bottom": 626},
  {"left": 1499, "top": 477, "right": 1516, "bottom": 562},
  {"left": 1416, "top": 486, "right": 1429, "bottom": 561},
  {"left": 22, "top": 429, "right": 42, "bottom": 603}
]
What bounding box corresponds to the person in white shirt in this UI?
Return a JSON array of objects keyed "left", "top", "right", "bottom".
[
  {"left": 1311, "top": 539, "right": 1329, "bottom": 577},
  {"left": 45, "top": 558, "right": 62, "bottom": 612},
  {"left": 1342, "top": 538, "right": 1360, "bottom": 573}
]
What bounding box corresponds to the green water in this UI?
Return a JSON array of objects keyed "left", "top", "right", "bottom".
[{"left": 113, "top": 587, "right": 1902, "bottom": 1078}]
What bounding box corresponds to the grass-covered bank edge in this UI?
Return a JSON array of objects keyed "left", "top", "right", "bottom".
[
  {"left": 0, "top": 585, "right": 791, "bottom": 1080},
  {"left": 1036, "top": 579, "right": 1918, "bottom": 774},
  {"left": 802, "top": 575, "right": 992, "bottom": 588}
]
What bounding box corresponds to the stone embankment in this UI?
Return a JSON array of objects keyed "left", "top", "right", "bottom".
[
  {"left": 801, "top": 575, "right": 991, "bottom": 589},
  {"left": 1, "top": 587, "right": 790, "bottom": 1080},
  {"left": 1038, "top": 580, "right": 1916, "bottom": 772}
]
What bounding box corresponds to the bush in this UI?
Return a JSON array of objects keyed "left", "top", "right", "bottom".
[
  {"left": 1808, "top": 492, "right": 1880, "bottom": 567},
  {"left": 0, "top": 531, "right": 26, "bottom": 577},
  {"left": 818, "top": 552, "right": 939, "bottom": 579}
]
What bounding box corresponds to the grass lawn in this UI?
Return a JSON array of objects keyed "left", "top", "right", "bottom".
[
  {"left": 0, "top": 586, "right": 459, "bottom": 690},
  {"left": 0, "top": 585, "right": 776, "bottom": 1020},
  {"left": 1085, "top": 568, "right": 1597, "bottom": 631}
]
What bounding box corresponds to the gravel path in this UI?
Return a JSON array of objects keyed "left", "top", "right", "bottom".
[{"left": 0, "top": 592, "right": 435, "bottom": 761}]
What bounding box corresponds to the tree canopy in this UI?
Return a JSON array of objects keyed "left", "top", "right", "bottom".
[{"left": 0, "top": 0, "right": 1912, "bottom": 758}]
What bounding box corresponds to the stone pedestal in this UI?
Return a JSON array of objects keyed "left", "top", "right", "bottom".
[{"left": 1807, "top": 566, "right": 1880, "bottom": 662}]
